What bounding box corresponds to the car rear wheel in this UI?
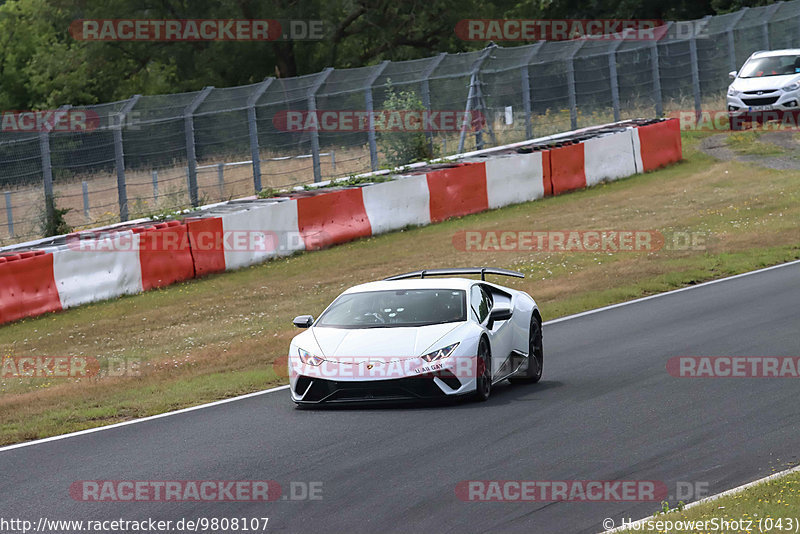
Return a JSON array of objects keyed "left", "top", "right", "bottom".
[
  {"left": 510, "top": 316, "right": 543, "bottom": 383},
  {"left": 474, "top": 337, "right": 492, "bottom": 401}
]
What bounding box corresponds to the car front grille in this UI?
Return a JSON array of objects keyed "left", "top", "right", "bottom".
[
  {"left": 741, "top": 96, "right": 780, "bottom": 106},
  {"left": 296, "top": 376, "right": 448, "bottom": 403},
  {"left": 743, "top": 89, "right": 778, "bottom": 95}
]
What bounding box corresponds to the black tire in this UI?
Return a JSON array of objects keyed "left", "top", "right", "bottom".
[
  {"left": 474, "top": 337, "right": 492, "bottom": 401},
  {"left": 510, "top": 315, "right": 543, "bottom": 383},
  {"left": 729, "top": 115, "right": 744, "bottom": 131}
]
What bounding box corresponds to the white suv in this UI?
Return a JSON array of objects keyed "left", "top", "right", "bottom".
[{"left": 727, "top": 49, "right": 800, "bottom": 128}]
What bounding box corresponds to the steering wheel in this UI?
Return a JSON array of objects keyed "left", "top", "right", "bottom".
[{"left": 354, "top": 312, "right": 386, "bottom": 324}]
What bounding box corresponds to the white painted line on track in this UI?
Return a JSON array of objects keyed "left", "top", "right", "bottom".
[
  {"left": 1, "top": 258, "right": 798, "bottom": 453},
  {"left": 0, "top": 385, "right": 289, "bottom": 452},
  {"left": 546, "top": 258, "right": 800, "bottom": 326}
]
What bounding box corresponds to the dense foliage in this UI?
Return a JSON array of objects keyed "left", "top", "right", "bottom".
[{"left": 0, "top": 0, "right": 777, "bottom": 109}]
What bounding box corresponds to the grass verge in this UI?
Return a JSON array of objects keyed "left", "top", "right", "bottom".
[
  {"left": 725, "top": 130, "right": 786, "bottom": 156},
  {"left": 0, "top": 129, "right": 798, "bottom": 445},
  {"left": 613, "top": 468, "right": 800, "bottom": 533}
]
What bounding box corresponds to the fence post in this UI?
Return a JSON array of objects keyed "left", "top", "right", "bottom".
[
  {"left": 458, "top": 45, "right": 494, "bottom": 154},
  {"left": 38, "top": 129, "right": 55, "bottom": 231},
  {"left": 247, "top": 77, "right": 273, "bottom": 193},
  {"left": 689, "top": 35, "right": 702, "bottom": 118},
  {"left": 608, "top": 41, "right": 623, "bottom": 122},
  {"left": 565, "top": 41, "right": 585, "bottom": 130},
  {"left": 650, "top": 24, "right": 667, "bottom": 117},
  {"left": 520, "top": 42, "right": 544, "bottom": 140},
  {"left": 307, "top": 68, "right": 333, "bottom": 183},
  {"left": 762, "top": 3, "right": 781, "bottom": 50},
  {"left": 4, "top": 192, "right": 13, "bottom": 237},
  {"left": 217, "top": 163, "right": 225, "bottom": 198},
  {"left": 727, "top": 9, "right": 748, "bottom": 73},
  {"left": 330, "top": 150, "right": 336, "bottom": 173},
  {"left": 420, "top": 53, "right": 447, "bottom": 156},
  {"left": 82, "top": 181, "right": 90, "bottom": 220},
  {"left": 152, "top": 170, "right": 159, "bottom": 202},
  {"left": 114, "top": 94, "right": 140, "bottom": 222},
  {"left": 184, "top": 86, "right": 213, "bottom": 207},
  {"left": 365, "top": 61, "right": 390, "bottom": 172}
]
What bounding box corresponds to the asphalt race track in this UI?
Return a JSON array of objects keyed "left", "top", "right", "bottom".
[{"left": 2, "top": 262, "right": 799, "bottom": 534}]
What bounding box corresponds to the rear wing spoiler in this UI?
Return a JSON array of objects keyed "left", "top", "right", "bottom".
[{"left": 384, "top": 267, "right": 524, "bottom": 281}]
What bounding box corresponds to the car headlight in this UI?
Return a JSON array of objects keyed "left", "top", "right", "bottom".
[
  {"left": 420, "top": 342, "right": 459, "bottom": 363},
  {"left": 298, "top": 348, "right": 323, "bottom": 366},
  {"left": 782, "top": 82, "right": 800, "bottom": 92},
  {"left": 727, "top": 86, "right": 740, "bottom": 97}
]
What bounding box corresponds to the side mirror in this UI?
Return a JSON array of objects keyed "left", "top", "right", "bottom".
[
  {"left": 729, "top": 70, "right": 737, "bottom": 80},
  {"left": 293, "top": 315, "right": 314, "bottom": 328},
  {"left": 489, "top": 306, "right": 512, "bottom": 322}
]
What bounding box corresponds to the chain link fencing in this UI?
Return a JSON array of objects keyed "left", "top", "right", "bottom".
[{"left": 0, "top": 1, "right": 796, "bottom": 245}]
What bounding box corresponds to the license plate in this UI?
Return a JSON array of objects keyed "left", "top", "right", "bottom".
[{"left": 748, "top": 105, "right": 772, "bottom": 111}]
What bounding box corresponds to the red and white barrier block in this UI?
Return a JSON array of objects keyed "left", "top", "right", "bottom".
[{"left": 0, "top": 119, "right": 682, "bottom": 325}]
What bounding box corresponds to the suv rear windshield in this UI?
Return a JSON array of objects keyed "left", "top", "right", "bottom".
[{"left": 316, "top": 289, "right": 467, "bottom": 328}]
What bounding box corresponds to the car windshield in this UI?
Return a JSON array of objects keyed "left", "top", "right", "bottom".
[
  {"left": 316, "top": 289, "right": 467, "bottom": 328},
  {"left": 739, "top": 55, "right": 800, "bottom": 78}
]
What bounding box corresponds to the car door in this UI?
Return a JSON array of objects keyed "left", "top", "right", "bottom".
[{"left": 470, "top": 284, "right": 514, "bottom": 378}]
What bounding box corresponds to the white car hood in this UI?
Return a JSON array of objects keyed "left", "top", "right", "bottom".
[
  {"left": 732, "top": 74, "right": 798, "bottom": 92},
  {"left": 311, "top": 323, "right": 462, "bottom": 358}
]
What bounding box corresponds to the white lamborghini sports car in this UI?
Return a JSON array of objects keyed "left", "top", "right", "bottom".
[{"left": 288, "top": 268, "right": 543, "bottom": 404}]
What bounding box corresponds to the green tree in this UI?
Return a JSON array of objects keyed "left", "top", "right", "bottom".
[{"left": 378, "top": 81, "right": 439, "bottom": 168}]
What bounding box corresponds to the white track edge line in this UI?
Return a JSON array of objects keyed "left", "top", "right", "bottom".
[
  {"left": 602, "top": 464, "right": 800, "bottom": 533},
  {"left": 545, "top": 258, "right": 800, "bottom": 325},
  {"left": 1, "top": 258, "right": 798, "bottom": 454},
  {"left": 0, "top": 385, "right": 289, "bottom": 452}
]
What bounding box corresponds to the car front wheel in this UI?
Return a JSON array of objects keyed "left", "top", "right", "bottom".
[{"left": 474, "top": 337, "right": 492, "bottom": 401}]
